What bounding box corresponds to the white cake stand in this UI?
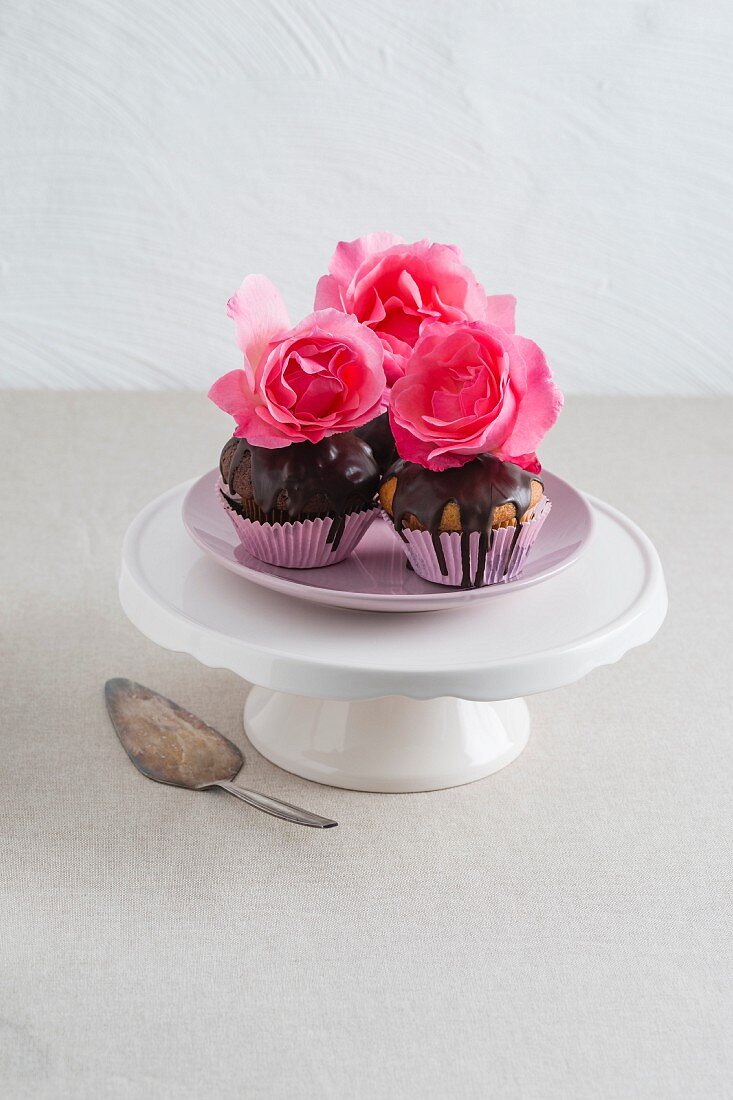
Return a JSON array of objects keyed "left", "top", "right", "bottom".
[{"left": 118, "top": 479, "right": 667, "bottom": 792}]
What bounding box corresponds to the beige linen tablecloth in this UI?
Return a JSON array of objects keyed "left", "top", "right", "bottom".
[{"left": 1, "top": 394, "right": 730, "bottom": 1099}]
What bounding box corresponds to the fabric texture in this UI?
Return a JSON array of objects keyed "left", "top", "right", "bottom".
[{"left": 0, "top": 393, "right": 730, "bottom": 1099}]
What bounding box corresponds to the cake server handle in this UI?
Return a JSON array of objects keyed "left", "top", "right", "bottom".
[{"left": 211, "top": 780, "right": 338, "bottom": 828}]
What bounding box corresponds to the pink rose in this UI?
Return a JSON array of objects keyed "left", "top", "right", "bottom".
[
  {"left": 389, "top": 320, "right": 563, "bottom": 472},
  {"left": 209, "top": 275, "right": 386, "bottom": 448},
  {"left": 315, "top": 233, "right": 516, "bottom": 386}
]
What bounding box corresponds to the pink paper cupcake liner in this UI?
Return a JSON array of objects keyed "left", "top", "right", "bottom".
[
  {"left": 218, "top": 484, "right": 377, "bottom": 568},
  {"left": 382, "top": 496, "right": 552, "bottom": 588}
]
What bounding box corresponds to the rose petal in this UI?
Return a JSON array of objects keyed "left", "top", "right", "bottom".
[
  {"left": 328, "top": 232, "right": 405, "bottom": 288},
  {"left": 485, "top": 294, "right": 516, "bottom": 333},
  {"left": 498, "top": 336, "right": 563, "bottom": 457},
  {"left": 227, "top": 275, "right": 290, "bottom": 371},
  {"left": 313, "top": 274, "right": 344, "bottom": 311},
  {"left": 208, "top": 369, "right": 254, "bottom": 422},
  {"left": 504, "top": 452, "right": 542, "bottom": 474}
]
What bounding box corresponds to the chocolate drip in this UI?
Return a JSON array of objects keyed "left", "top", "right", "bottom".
[
  {"left": 226, "top": 438, "right": 249, "bottom": 495},
  {"left": 221, "top": 433, "right": 379, "bottom": 553},
  {"left": 352, "top": 413, "right": 398, "bottom": 473},
  {"left": 386, "top": 455, "right": 540, "bottom": 589},
  {"left": 475, "top": 529, "right": 490, "bottom": 585},
  {"left": 325, "top": 512, "right": 346, "bottom": 552}
]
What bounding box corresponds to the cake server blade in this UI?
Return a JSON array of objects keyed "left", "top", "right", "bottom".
[{"left": 104, "top": 679, "right": 337, "bottom": 828}]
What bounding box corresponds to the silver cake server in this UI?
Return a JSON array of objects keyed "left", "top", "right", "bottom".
[{"left": 104, "top": 679, "right": 337, "bottom": 829}]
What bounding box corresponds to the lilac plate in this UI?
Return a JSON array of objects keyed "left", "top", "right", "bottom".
[{"left": 182, "top": 469, "right": 594, "bottom": 613}]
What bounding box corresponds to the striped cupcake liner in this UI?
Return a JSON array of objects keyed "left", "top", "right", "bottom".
[
  {"left": 381, "top": 496, "right": 552, "bottom": 588},
  {"left": 218, "top": 483, "right": 377, "bottom": 568}
]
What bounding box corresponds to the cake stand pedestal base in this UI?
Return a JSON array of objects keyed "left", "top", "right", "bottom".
[{"left": 244, "top": 688, "right": 530, "bottom": 793}]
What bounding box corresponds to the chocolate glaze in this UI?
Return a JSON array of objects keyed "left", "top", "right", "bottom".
[
  {"left": 352, "top": 413, "right": 398, "bottom": 473},
  {"left": 219, "top": 434, "right": 379, "bottom": 554},
  {"left": 384, "top": 455, "right": 541, "bottom": 589}
]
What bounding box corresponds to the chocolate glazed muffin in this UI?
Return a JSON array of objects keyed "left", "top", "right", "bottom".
[
  {"left": 379, "top": 454, "right": 545, "bottom": 589},
  {"left": 220, "top": 433, "right": 379, "bottom": 555}
]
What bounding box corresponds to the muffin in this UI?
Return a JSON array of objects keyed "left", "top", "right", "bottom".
[
  {"left": 219, "top": 433, "right": 380, "bottom": 567},
  {"left": 379, "top": 455, "right": 550, "bottom": 589}
]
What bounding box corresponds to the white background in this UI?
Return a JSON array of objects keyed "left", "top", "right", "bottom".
[{"left": 1, "top": 0, "right": 731, "bottom": 393}]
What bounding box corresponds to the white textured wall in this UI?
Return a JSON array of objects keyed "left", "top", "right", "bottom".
[{"left": 1, "top": 0, "right": 731, "bottom": 393}]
